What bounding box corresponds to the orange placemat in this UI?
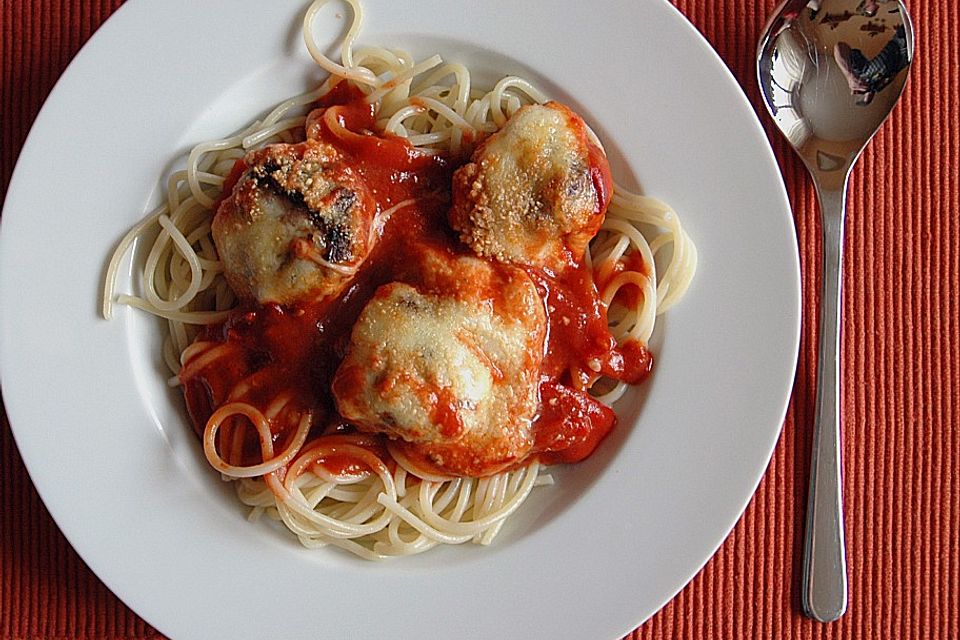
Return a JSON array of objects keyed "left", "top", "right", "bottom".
[{"left": 1, "top": 1, "right": 957, "bottom": 638}]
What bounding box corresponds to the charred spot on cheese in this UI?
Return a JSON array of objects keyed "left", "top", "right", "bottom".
[
  {"left": 211, "top": 139, "right": 376, "bottom": 305},
  {"left": 448, "top": 101, "right": 613, "bottom": 271},
  {"left": 331, "top": 251, "right": 546, "bottom": 477}
]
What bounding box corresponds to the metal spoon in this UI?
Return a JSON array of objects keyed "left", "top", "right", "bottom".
[{"left": 756, "top": 0, "right": 913, "bottom": 623}]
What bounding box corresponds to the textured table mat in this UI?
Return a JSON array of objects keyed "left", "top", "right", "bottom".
[{"left": 2, "top": 1, "right": 957, "bottom": 638}]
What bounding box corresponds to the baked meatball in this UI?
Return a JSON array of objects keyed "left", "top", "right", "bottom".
[
  {"left": 331, "top": 250, "right": 546, "bottom": 477},
  {"left": 212, "top": 140, "right": 376, "bottom": 305},
  {"left": 448, "top": 102, "right": 612, "bottom": 270}
]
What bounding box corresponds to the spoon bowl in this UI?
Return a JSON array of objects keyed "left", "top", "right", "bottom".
[
  {"left": 759, "top": 0, "right": 913, "bottom": 183},
  {"left": 756, "top": 0, "right": 914, "bottom": 624}
]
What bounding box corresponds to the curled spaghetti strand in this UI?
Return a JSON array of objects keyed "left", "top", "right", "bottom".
[{"left": 203, "top": 404, "right": 312, "bottom": 478}]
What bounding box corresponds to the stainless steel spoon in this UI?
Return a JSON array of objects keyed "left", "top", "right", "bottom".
[{"left": 756, "top": 0, "right": 914, "bottom": 623}]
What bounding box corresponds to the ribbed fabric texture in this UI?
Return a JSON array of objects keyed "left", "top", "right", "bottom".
[{"left": 1, "top": 1, "right": 957, "bottom": 638}]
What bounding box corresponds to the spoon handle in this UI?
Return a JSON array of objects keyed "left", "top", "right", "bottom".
[{"left": 802, "top": 184, "right": 849, "bottom": 622}]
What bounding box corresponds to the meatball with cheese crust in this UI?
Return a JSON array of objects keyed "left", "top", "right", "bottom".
[
  {"left": 212, "top": 140, "right": 376, "bottom": 305},
  {"left": 332, "top": 250, "right": 546, "bottom": 477},
  {"left": 449, "top": 101, "right": 613, "bottom": 271}
]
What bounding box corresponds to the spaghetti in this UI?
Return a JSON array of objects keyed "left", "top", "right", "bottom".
[{"left": 102, "top": 0, "right": 697, "bottom": 559}]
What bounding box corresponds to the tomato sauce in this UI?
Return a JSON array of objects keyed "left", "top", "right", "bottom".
[{"left": 181, "top": 82, "right": 654, "bottom": 476}]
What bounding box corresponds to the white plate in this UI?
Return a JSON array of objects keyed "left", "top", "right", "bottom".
[{"left": 0, "top": 0, "right": 799, "bottom": 638}]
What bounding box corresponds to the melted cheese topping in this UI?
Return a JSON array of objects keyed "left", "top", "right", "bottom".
[
  {"left": 332, "top": 250, "right": 546, "bottom": 476},
  {"left": 212, "top": 139, "right": 376, "bottom": 305},
  {"left": 448, "top": 102, "right": 604, "bottom": 270}
]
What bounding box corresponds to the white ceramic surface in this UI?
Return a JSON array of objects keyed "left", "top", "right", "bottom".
[{"left": 0, "top": 1, "right": 800, "bottom": 638}]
